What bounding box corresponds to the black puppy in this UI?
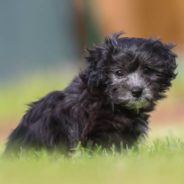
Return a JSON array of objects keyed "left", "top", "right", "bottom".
[{"left": 5, "top": 33, "right": 177, "bottom": 153}]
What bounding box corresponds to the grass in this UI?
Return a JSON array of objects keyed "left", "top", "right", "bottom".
[
  {"left": 0, "top": 68, "right": 76, "bottom": 122},
  {"left": 0, "top": 134, "right": 184, "bottom": 184},
  {"left": 0, "top": 62, "right": 184, "bottom": 184}
]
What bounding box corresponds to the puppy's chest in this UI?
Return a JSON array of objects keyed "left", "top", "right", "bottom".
[
  {"left": 94, "top": 112, "right": 132, "bottom": 129},
  {"left": 93, "top": 111, "right": 148, "bottom": 134}
]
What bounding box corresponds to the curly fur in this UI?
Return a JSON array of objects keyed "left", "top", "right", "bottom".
[{"left": 5, "top": 33, "right": 177, "bottom": 153}]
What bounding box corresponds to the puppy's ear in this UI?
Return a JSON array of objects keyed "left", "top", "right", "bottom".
[
  {"left": 151, "top": 39, "right": 177, "bottom": 83},
  {"left": 85, "top": 32, "right": 123, "bottom": 65},
  {"left": 85, "top": 32, "right": 123, "bottom": 90},
  {"left": 164, "top": 43, "right": 177, "bottom": 80}
]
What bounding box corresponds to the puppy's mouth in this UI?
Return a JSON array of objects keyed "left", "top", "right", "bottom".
[
  {"left": 126, "top": 99, "right": 149, "bottom": 109},
  {"left": 119, "top": 98, "right": 151, "bottom": 111}
]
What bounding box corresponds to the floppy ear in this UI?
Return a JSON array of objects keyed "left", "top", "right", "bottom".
[
  {"left": 85, "top": 32, "right": 122, "bottom": 64},
  {"left": 158, "top": 41, "right": 177, "bottom": 79},
  {"left": 151, "top": 40, "right": 177, "bottom": 90},
  {"left": 85, "top": 32, "right": 123, "bottom": 90},
  {"left": 165, "top": 43, "right": 177, "bottom": 81}
]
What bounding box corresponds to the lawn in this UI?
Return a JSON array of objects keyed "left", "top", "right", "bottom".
[
  {"left": 0, "top": 63, "right": 184, "bottom": 184},
  {"left": 0, "top": 132, "right": 184, "bottom": 184}
]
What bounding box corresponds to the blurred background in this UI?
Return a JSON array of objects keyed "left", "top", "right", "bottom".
[{"left": 0, "top": 0, "right": 184, "bottom": 142}]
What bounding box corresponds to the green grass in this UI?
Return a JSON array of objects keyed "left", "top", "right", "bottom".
[
  {"left": 0, "top": 134, "right": 184, "bottom": 184},
  {"left": 0, "top": 70, "right": 76, "bottom": 121},
  {"left": 0, "top": 62, "right": 184, "bottom": 183},
  {"left": 0, "top": 63, "right": 184, "bottom": 184}
]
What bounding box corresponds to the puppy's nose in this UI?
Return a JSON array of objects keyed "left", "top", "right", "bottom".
[{"left": 131, "top": 87, "right": 143, "bottom": 98}]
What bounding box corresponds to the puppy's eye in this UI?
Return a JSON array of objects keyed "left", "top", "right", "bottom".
[{"left": 115, "top": 70, "right": 124, "bottom": 76}]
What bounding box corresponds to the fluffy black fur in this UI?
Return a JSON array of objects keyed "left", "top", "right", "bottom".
[{"left": 5, "top": 33, "right": 177, "bottom": 153}]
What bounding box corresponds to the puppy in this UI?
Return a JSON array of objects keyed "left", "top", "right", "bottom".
[{"left": 5, "top": 33, "right": 177, "bottom": 153}]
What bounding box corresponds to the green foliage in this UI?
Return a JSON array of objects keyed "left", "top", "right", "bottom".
[{"left": 0, "top": 136, "right": 184, "bottom": 184}]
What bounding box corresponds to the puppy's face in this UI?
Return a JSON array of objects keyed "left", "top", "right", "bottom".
[
  {"left": 107, "top": 61, "right": 153, "bottom": 111},
  {"left": 106, "top": 53, "right": 164, "bottom": 111},
  {"left": 86, "top": 33, "right": 177, "bottom": 111}
]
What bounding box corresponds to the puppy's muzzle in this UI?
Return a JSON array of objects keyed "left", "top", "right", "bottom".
[{"left": 131, "top": 86, "right": 143, "bottom": 98}]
